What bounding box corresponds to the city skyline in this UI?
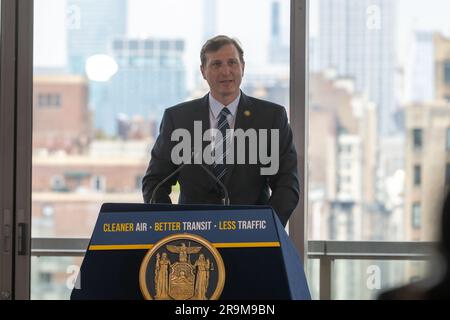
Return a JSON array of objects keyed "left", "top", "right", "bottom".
[{"left": 36, "top": 0, "right": 450, "bottom": 68}]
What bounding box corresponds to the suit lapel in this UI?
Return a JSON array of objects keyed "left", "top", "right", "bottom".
[
  {"left": 195, "top": 94, "right": 210, "bottom": 128},
  {"left": 192, "top": 94, "right": 211, "bottom": 155},
  {"left": 222, "top": 92, "right": 256, "bottom": 188}
]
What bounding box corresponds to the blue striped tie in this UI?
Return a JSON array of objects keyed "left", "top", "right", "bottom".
[{"left": 213, "top": 108, "right": 231, "bottom": 181}]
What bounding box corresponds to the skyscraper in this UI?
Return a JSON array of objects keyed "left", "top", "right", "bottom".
[
  {"left": 67, "top": 0, "right": 128, "bottom": 74},
  {"left": 317, "top": 0, "right": 397, "bottom": 136},
  {"left": 203, "top": 0, "right": 217, "bottom": 42},
  {"left": 95, "top": 38, "right": 187, "bottom": 135},
  {"left": 269, "top": 0, "right": 289, "bottom": 65},
  {"left": 404, "top": 100, "right": 450, "bottom": 241},
  {"left": 406, "top": 32, "right": 450, "bottom": 104},
  {"left": 404, "top": 33, "right": 450, "bottom": 241}
]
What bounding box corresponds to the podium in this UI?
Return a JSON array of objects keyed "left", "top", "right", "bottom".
[{"left": 71, "top": 203, "right": 310, "bottom": 300}]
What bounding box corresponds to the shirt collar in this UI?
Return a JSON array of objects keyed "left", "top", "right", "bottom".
[{"left": 209, "top": 92, "right": 241, "bottom": 120}]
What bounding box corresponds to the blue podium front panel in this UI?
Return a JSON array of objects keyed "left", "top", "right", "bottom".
[
  {"left": 90, "top": 208, "right": 279, "bottom": 249},
  {"left": 71, "top": 204, "right": 310, "bottom": 300}
]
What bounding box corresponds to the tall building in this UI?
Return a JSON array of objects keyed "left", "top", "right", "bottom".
[
  {"left": 67, "top": 0, "right": 127, "bottom": 74},
  {"left": 435, "top": 34, "right": 450, "bottom": 101},
  {"left": 404, "top": 33, "right": 450, "bottom": 241},
  {"left": 31, "top": 143, "right": 151, "bottom": 299},
  {"left": 242, "top": 66, "right": 289, "bottom": 108},
  {"left": 32, "top": 138, "right": 154, "bottom": 239},
  {"left": 317, "top": 0, "right": 397, "bottom": 136},
  {"left": 269, "top": 0, "right": 289, "bottom": 65},
  {"left": 405, "top": 32, "right": 436, "bottom": 103},
  {"left": 116, "top": 114, "right": 159, "bottom": 141},
  {"left": 404, "top": 102, "right": 450, "bottom": 241},
  {"left": 203, "top": 0, "right": 217, "bottom": 41},
  {"left": 407, "top": 32, "right": 450, "bottom": 103},
  {"left": 309, "top": 71, "right": 377, "bottom": 240},
  {"left": 309, "top": 72, "right": 385, "bottom": 300},
  {"left": 378, "top": 135, "right": 405, "bottom": 240},
  {"left": 94, "top": 38, "right": 187, "bottom": 135},
  {"left": 33, "top": 75, "right": 91, "bottom": 154}
]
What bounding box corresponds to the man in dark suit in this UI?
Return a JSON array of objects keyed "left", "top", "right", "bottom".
[{"left": 142, "top": 35, "right": 299, "bottom": 226}]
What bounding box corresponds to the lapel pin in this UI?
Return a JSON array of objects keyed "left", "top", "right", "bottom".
[{"left": 244, "top": 110, "right": 251, "bottom": 117}]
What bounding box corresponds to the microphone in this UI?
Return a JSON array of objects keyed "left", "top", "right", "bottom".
[{"left": 150, "top": 150, "right": 230, "bottom": 205}]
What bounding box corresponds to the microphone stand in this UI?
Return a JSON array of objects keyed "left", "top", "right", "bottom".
[{"left": 150, "top": 151, "right": 230, "bottom": 205}]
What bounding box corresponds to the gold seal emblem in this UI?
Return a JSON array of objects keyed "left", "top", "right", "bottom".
[{"left": 139, "top": 233, "right": 225, "bottom": 300}]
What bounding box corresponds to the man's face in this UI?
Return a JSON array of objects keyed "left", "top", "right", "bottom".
[{"left": 201, "top": 44, "right": 245, "bottom": 103}]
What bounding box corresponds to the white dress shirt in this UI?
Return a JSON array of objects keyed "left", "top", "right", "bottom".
[{"left": 208, "top": 92, "right": 240, "bottom": 130}]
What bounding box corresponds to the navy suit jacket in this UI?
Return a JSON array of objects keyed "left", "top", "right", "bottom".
[{"left": 142, "top": 92, "right": 299, "bottom": 226}]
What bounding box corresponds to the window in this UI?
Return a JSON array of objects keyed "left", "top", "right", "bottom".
[
  {"left": 413, "top": 129, "right": 423, "bottom": 149},
  {"left": 175, "top": 40, "right": 184, "bottom": 51},
  {"left": 338, "top": 145, "right": 352, "bottom": 153},
  {"left": 414, "top": 165, "right": 421, "bottom": 186},
  {"left": 444, "top": 61, "right": 450, "bottom": 84},
  {"left": 32, "top": 0, "right": 291, "bottom": 235},
  {"left": 113, "top": 39, "right": 123, "bottom": 50},
  {"left": 412, "top": 203, "right": 421, "bottom": 229},
  {"left": 54, "top": 94, "right": 61, "bottom": 107},
  {"left": 50, "top": 176, "right": 66, "bottom": 191},
  {"left": 446, "top": 164, "right": 450, "bottom": 185},
  {"left": 38, "top": 93, "right": 61, "bottom": 108},
  {"left": 136, "top": 175, "right": 143, "bottom": 190},
  {"left": 38, "top": 94, "right": 47, "bottom": 107},
  {"left": 447, "top": 128, "right": 450, "bottom": 151},
  {"left": 91, "top": 176, "right": 106, "bottom": 192},
  {"left": 144, "top": 40, "right": 153, "bottom": 50},
  {"left": 39, "top": 272, "right": 52, "bottom": 284},
  {"left": 32, "top": 0, "right": 292, "bottom": 298},
  {"left": 160, "top": 40, "right": 170, "bottom": 51},
  {"left": 308, "top": 0, "right": 450, "bottom": 247},
  {"left": 42, "top": 204, "right": 54, "bottom": 218},
  {"left": 129, "top": 40, "right": 138, "bottom": 50}
]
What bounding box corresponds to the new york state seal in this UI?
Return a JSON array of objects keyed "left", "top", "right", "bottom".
[{"left": 139, "top": 233, "right": 225, "bottom": 300}]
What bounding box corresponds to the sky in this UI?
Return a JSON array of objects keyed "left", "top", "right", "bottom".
[
  {"left": 34, "top": 0, "right": 288, "bottom": 87},
  {"left": 34, "top": 0, "right": 450, "bottom": 73},
  {"left": 34, "top": 0, "right": 283, "bottom": 68}
]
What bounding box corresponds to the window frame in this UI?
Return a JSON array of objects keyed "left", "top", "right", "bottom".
[
  {"left": 289, "top": 0, "right": 309, "bottom": 261},
  {"left": 0, "top": 0, "right": 33, "bottom": 300}
]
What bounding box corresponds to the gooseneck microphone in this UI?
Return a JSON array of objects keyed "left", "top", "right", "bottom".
[{"left": 150, "top": 151, "right": 230, "bottom": 205}]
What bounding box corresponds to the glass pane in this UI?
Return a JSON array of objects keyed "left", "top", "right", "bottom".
[
  {"left": 447, "top": 128, "right": 450, "bottom": 150},
  {"left": 446, "top": 163, "right": 450, "bottom": 185},
  {"left": 332, "top": 259, "right": 431, "bottom": 300},
  {"left": 308, "top": 0, "right": 450, "bottom": 241},
  {"left": 33, "top": 0, "right": 290, "bottom": 239},
  {"left": 31, "top": 256, "right": 82, "bottom": 300},
  {"left": 305, "top": 258, "right": 320, "bottom": 300},
  {"left": 32, "top": 0, "right": 290, "bottom": 298},
  {"left": 413, "top": 129, "right": 423, "bottom": 149}
]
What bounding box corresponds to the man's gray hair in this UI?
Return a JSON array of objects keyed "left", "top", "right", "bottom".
[{"left": 200, "top": 35, "right": 244, "bottom": 66}]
